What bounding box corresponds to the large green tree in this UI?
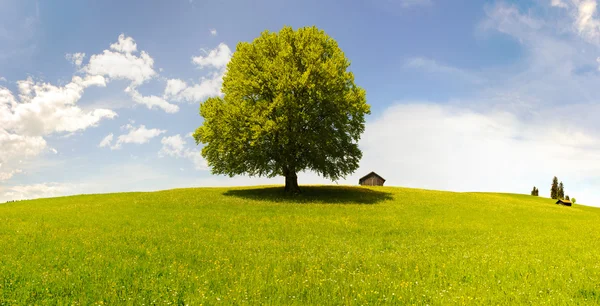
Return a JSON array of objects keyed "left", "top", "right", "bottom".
[{"left": 193, "top": 26, "right": 370, "bottom": 192}]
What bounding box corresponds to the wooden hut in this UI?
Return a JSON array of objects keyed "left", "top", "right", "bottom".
[
  {"left": 359, "top": 172, "right": 385, "bottom": 186},
  {"left": 556, "top": 199, "right": 572, "bottom": 206}
]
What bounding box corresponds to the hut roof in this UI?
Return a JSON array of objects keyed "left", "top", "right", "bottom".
[
  {"left": 359, "top": 172, "right": 386, "bottom": 183},
  {"left": 556, "top": 199, "right": 573, "bottom": 204}
]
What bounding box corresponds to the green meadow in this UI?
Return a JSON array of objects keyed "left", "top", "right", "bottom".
[{"left": 2, "top": 186, "right": 600, "bottom": 305}]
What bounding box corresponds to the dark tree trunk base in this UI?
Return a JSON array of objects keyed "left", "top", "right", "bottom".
[{"left": 284, "top": 173, "right": 301, "bottom": 193}]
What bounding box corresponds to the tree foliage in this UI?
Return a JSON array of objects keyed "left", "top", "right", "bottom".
[
  {"left": 558, "top": 181, "right": 565, "bottom": 200},
  {"left": 193, "top": 26, "right": 370, "bottom": 192},
  {"left": 531, "top": 186, "right": 539, "bottom": 196},
  {"left": 551, "top": 176, "right": 559, "bottom": 199}
]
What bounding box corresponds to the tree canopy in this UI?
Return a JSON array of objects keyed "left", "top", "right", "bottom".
[{"left": 193, "top": 26, "right": 370, "bottom": 192}]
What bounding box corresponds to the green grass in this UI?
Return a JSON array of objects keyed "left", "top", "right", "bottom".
[{"left": 1, "top": 185, "right": 600, "bottom": 305}]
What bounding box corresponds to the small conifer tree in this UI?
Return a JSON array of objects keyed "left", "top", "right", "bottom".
[
  {"left": 551, "top": 176, "right": 559, "bottom": 199},
  {"left": 558, "top": 182, "right": 565, "bottom": 200}
]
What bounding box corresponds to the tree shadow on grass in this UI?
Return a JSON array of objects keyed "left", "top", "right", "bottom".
[{"left": 223, "top": 186, "right": 394, "bottom": 205}]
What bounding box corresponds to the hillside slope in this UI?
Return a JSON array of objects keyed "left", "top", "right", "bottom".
[{"left": 1, "top": 186, "right": 599, "bottom": 304}]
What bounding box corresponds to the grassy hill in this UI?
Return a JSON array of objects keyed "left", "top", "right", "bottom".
[{"left": 1, "top": 186, "right": 600, "bottom": 304}]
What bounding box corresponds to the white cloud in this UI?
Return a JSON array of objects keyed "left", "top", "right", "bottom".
[
  {"left": 163, "top": 75, "right": 223, "bottom": 103},
  {"left": 98, "top": 133, "right": 113, "bottom": 148},
  {"left": 0, "top": 120, "right": 47, "bottom": 183},
  {"left": 481, "top": 3, "right": 543, "bottom": 41},
  {"left": 110, "top": 34, "right": 137, "bottom": 54},
  {"left": 0, "top": 168, "right": 22, "bottom": 181},
  {"left": 192, "top": 43, "right": 232, "bottom": 69},
  {"left": 126, "top": 86, "right": 179, "bottom": 113},
  {"left": 210, "top": 29, "right": 218, "bottom": 36},
  {"left": 159, "top": 134, "right": 186, "bottom": 156},
  {"left": 83, "top": 34, "right": 183, "bottom": 113},
  {"left": 549, "top": 0, "right": 600, "bottom": 44},
  {"left": 0, "top": 77, "right": 6, "bottom": 82},
  {"left": 551, "top": 0, "right": 568, "bottom": 8},
  {"left": 159, "top": 134, "right": 208, "bottom": 170},
  {"left": 0, "top": 76, "right": 115, "bottom": 136},
  {"left": 65, "top": 52, "right": 85, "bottom": 67},
  {"left": 85, "top": 49, "right": 156, "bottom": 86},
  {"left": 0, "top": 129, "right": 46, "bottom": 161},
  {"left": 109, "top": 124, "right": 166, "bottom": 150},
  {"left": 575, "top": 0, "right": 600, "bottom": 42},
  {"left": 164, "top": 78, "right": 187, "bottom": 97},
  {"left": 1, "top": 182, "right": 79, "bottom": 202},
  {"left": 163, "top": 44, "right": 232, "bottom": 103},
  {"left": 82, "top": 34, "right": 155, "bottom": 95}
]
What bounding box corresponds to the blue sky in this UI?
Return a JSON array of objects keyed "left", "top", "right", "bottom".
[{"left": 3, "top": 0, "right": 600, "bottom": 205}]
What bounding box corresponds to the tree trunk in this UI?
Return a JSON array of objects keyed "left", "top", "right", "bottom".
[{"left": 284, "top": 171, "right": 301, "bottom": 193}]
